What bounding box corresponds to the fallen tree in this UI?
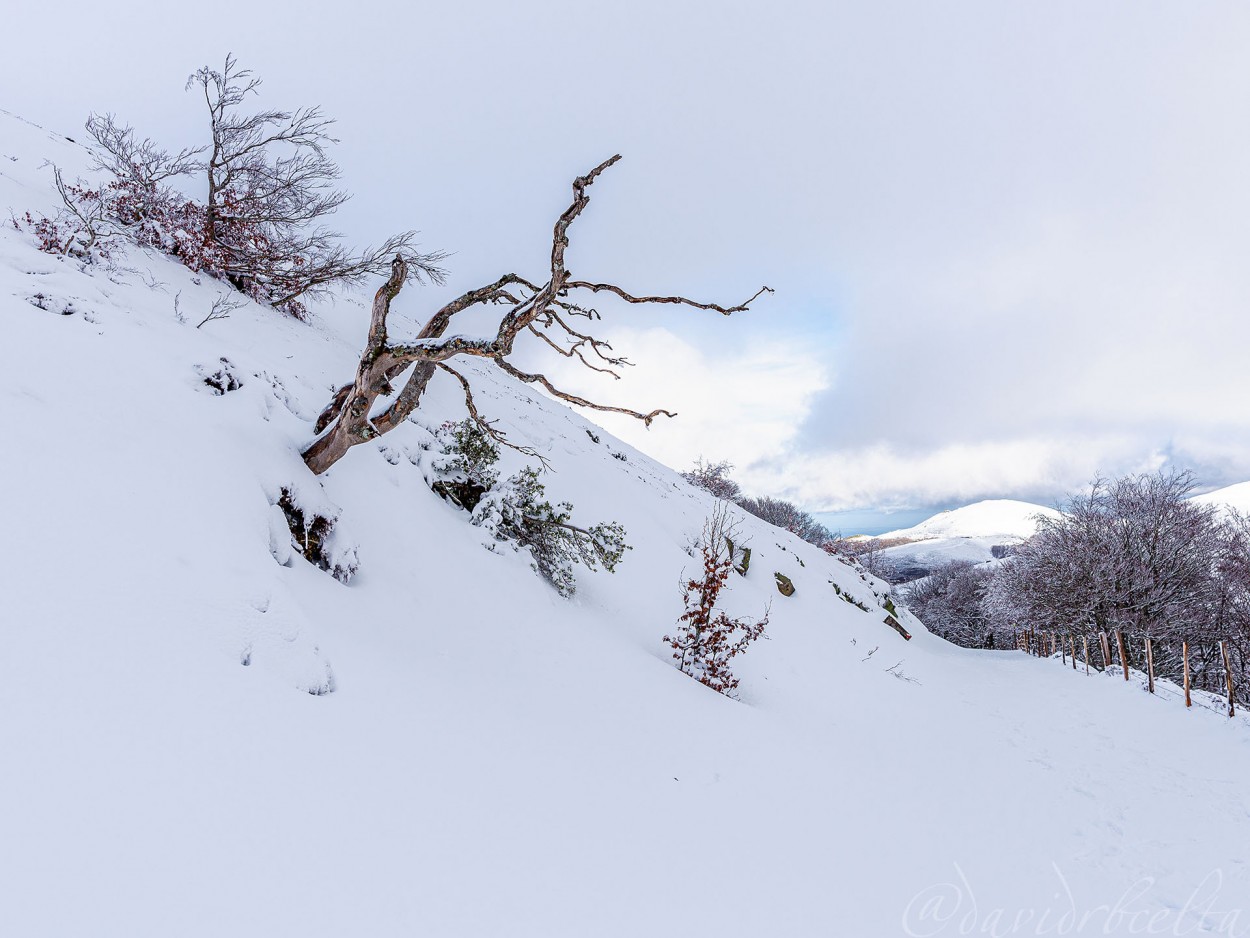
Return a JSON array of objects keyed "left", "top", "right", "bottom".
[{"left": 303, "top": 155, "right": 770, "bottom": 474}]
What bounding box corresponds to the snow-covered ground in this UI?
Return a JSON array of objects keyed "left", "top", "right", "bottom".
[
  {"left": 879, "top": 499, "right": 1060, "bottom": 542},
  {"left": 1194, "top": 481, "right": 1250, "bottom": 516},
  {"left": 4, "top": 110, "right": 1250, "bottom": 937},
  {"left": 875, "top": 499, "right": 1059, "bottom": 581}
]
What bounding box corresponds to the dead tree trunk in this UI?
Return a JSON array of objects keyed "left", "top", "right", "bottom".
[{"left": 303, "top": 156, "right": 770, "bottom": 475}]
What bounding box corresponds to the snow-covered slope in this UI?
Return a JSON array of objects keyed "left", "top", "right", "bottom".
[
  {"left": 880, "top": 498, "right": 1058, "bottom": 541},
  {"left": 1193, "top": 481, "right": 1250, "bottom": 515},
  {"left": 4, "top": 111, "right": 1250, "bottom": 937},
  {"left": 876, "top": 499, "right": 1058, "bottom": 581}
]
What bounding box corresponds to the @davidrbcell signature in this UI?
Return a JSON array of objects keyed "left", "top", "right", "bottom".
[{"left": 901, "top": 863, "right": 1245, "bottom": 937}]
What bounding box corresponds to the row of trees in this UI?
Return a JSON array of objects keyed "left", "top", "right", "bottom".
[
  {"left": 906, "top": 470, "right": 1250, "bottom": 704},
  {"left": 680, "top": 458, "right": 902, "bottom": 584},
  {"left": 680, "top": 459, "right": 838, "bottom": 550}
]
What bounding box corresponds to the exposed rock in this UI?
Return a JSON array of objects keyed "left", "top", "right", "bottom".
[
  {"left": 431, "top": 478, "right": 489, "bottom": 513},
  {"left": 277, "top": 487, "right": 358, "bottom": 584},
  {"left": 725, "top": 536, "right": 751, "bottom": 576},
  {"left": 883, "top": 614, "right": 912, "bottom": 640}
]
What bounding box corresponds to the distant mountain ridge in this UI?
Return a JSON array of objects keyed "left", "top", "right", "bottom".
[
  {"left": 877, "top": 487, "right": 1250, "bottom": 585},
  {"left": 880, "top": 498, "right": 1059, "bottom": 542}
]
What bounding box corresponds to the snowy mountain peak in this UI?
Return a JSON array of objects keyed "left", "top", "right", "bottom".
[
  {"left": 1192, "top": 481, "right": 1250, "bottom": 515},
  {"left": 880, "top": 498, "right": 1059, "bottom": 542}
]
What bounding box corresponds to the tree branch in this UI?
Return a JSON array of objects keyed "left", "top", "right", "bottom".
[
  {"left": 564, "top": 282, "right": 773, "bottom": 315},
  {"left": 304, "top": 155, "right": 768, "bottom": 474},
  {"left": 436, "top": 363, "right": 548, "bottom": 466},
  {"left": 492, "top": 357, "right": 675, "bottom": 426}
]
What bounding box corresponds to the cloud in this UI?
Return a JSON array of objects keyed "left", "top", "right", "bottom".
[
  {"left": 8, "top": 0, "right": 1250, "bottom": 511},
  {"left": 523, "top": 325, "right": 829, "bottom": 492},
  {"left": 762, "top": 436, "right": 1177, "bottom": 513}
]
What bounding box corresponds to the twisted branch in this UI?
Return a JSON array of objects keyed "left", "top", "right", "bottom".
[
  {"left": 436, "top": 363, "right": 547, "bottom": 466},
  {"left": 493, "top": 358, "right": 676, "bottom": 426},
  {"left": 563, "top": 282, "right": 774, "bottom": 315},
  {"left": 302, "top": 155, "right": 769, "bottom": 474}
]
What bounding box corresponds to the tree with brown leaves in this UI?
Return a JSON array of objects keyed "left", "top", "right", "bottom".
[{"left": 664, "top": 501, "right": 769, "bottom": 698}]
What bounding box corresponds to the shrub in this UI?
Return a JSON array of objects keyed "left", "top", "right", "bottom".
[
  {"left": 474, "top": 468, "right": 628, "bottom": 597},
  {"left": 665, "top": 502, "right": 769, "bottom": 697},
  {"left": 429, "top": 420, "right": 501, "bottom": 512},
  {"left": 20, "top": 59, "right": 440, "bottom": 318},
  {"left": 735, "top": 494, "right": 832, "bottom": 548},
  {"left": 681, "top": 458, "right": 742, "bottom": 501},
  {"left": 432, "top": 419, "right": 629, "bottom": 597}
]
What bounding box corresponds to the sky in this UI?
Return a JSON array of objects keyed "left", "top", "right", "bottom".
[{"left": 6, "top": 0, "right": 1250, "bottom": 525}]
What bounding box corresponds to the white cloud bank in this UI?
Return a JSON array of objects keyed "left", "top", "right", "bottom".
[{"left": 528, "top": 325, "right": 829, "bottom": 495}]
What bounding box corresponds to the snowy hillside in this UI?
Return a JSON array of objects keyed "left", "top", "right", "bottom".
[
  {"left": 4, "top": 110, "right": 1250, "bottom": 937},
  {"left": 875, "top": 499, "right": 1059, "bottom": 581},
  {"left": 880, "top": 498, "right": 1059, "bottom": 541},
  {"left": 1194, "top": 481, "right": 1250, "bottom": 515}
]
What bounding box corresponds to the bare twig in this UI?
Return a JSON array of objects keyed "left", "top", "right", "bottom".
[
  {"left": 435, "top": 363, "right": 548, "bottom": 467},
  {"left": 197, "top": 292, "right": 245, "bottom": 328}
]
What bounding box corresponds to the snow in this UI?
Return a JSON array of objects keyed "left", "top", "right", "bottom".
[
  {"left": 876, "top": 499, "right": 1060, "bottom": 579},
  {"left": 4, "top": 110, "right": 1250, "bottom": 937},
  {"left": 880, "top": 498, "right": 1060, "bottom": 542},
  {"left": 1194, "top": 481, "right": 1250, "bottom": 516}
]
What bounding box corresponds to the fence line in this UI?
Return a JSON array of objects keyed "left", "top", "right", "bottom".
[{"left": 1013, "top": 627, "right": 1240, "bottom": 719}]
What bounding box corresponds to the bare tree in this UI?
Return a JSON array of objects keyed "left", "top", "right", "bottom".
[
  {"left": 302, "top": 155, "right": 770, "bottom": 475},
  {"left": 905, "top": 560, "right": 999, "bottom": 648},
  {"left": 826, "top": 536, "right": 904, "bottom": 582},
  {"left": 984, "top": 469, "right": 1250, "bottom": 700},
  {"left": 681, "top": 458, "right": 742, "bottom": 501},
  {"left": 84, "top": 112, "right": 203, "bottom": 194},
  {"left": 196, "top": 293, "right": 245, "bottom": 329},
  {"left": 21, "top": 57, "right": 443, "bottom": 316},
  {"left": 185, "top": 55, "right": 444, "bottom": 313},
  {"left": 735, "top": 494, "right": 832, "bottom": 548},
  {"left": 986, "top": 471, "right": 1224, "bottom": 642}
]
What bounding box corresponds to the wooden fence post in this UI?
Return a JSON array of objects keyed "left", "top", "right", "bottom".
[
  {"left": 1100, "top": 632, "right": 1112, "bottom": 672},
  {"left": 1145, "top": 637, "right": 1155, "bottom": 694},
  {"left": 1221, "top": 640, "right": 1236, "bottom": 718},
  {"left": 1070, "top": 636, "right": 1077, "bottom": 670},
  {"left": 1115, "top": 630, "right": 1130, "bottom": 681},
  {"left": 1182, "top": 640, "right": 1192, "bottom": 708},
  {"left": 1082, "top": 636, "right": 1090, "bottom": 675},
  {"left": 1061, "top": 636, "right": 1067, "bottom": 666}
]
